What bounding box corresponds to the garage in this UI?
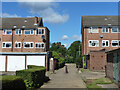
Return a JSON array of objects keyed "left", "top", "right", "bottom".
[
  {"left": 7, "top": 56, "right": 25, "bottom": 71},
  {"left": 27, "top": 55, "right": 45, "bottom": 68},
  {"left": 0, "top": 52, "right": 49, "bottom": 72},
  {"left": 0, "top": 55, "right": 6, "bottom": 71}
]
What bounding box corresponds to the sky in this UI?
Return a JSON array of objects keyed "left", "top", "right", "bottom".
[{"left": 1, "top": 2, "right": 118, "bottom": 48}]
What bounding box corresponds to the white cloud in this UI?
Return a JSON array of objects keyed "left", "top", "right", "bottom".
[
  {"left": 61, "top": 35, "right": 69, "bottom": 40},
  {"left": 63, "top": 43, "right": 68, "bottom": 47},
  {"left": 18, "top": 2, "right": 69, "bottom": 24},
  {"left": 2, "top": 13, "right": 21, "bottom": 17},
  {"left": 72, "top": 35, "right": 81, "bottom": 40}
]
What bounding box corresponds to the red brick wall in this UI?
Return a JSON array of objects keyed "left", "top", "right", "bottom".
[
  {"left": 82, "top": 27, "right": 119, "bottom": 55},
  {"left": 0, "top": 27, "right": 49, "bottom": 52},
  {"left": 89, "top": 51, "right": 107, "bottom": 70}
]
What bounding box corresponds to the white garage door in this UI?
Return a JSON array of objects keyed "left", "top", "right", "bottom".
[
  {"left": 27, "top": 56, "right": 45, "bottom": 67},
  {"left": 7, "top": 56, "right": 25, "bottom": 71},
  {"left": 0, "top": 56, "right": 6, "bottom": 71}
]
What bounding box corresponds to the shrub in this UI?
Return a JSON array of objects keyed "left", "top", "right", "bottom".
[
  {"left": 27, "top": 65, "right": 45, "bottom": 69},
  {"left": 16, "top": 66, "right": 49, "bottom": 88},
  {"left": 2, "top": 75, "right": 26, "bottom": 89}
]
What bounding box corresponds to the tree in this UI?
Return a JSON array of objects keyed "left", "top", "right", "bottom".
[{"left": 68, "top": 40, "right": 82, "bottom": 63}]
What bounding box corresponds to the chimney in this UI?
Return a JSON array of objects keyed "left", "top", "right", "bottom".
[{"left": 34, "top": 16, "right": 38, "bottom": 24}]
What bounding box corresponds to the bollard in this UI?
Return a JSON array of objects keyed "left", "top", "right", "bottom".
[{"left": 65, "top": 65, "right": 68, "bottom": 73}]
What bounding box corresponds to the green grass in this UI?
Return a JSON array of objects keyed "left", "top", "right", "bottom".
[
  {"left": 80, "top": 68, "right": 89, "bottom": 72},
  {"left": 86, "top": 78, "right": 113, "bottom": 88}
]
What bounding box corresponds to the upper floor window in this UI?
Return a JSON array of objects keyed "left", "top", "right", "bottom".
[
  {"left": 89, "top": 27, "right": 98, "bottom": 33},
  {"left": 35, "top": 43, "right": 44, "bottom": 48},
  {"left": 3, "top": 30, "right": 12, "bottom": 35},
  {"left": 15, "top": 42, "right": 21, "bottom": 48},
  {"left": 24, "top": 42, "right": 33, "bottom": 48},
  {"left": 16, "top": 29, "right": 22, "bottom": 35},
  {"left": 102, "top": 40, "right": 109, "bottom": 47},
  {"left": 102, "top": 28, "right": 109, "bottom": 33},
  {"left": 89, "top": 40, "right": 99, "bottom": 47},
  {"left": 112, "top": 40, "right": 120, "bottom": 47},
  {"left": 24, "top": 29, "right": 34, "bottom": 35},
  {"left": 111, "top": 27, "right": 119, "bottom": 33},
  {"left": 2, "top": 42, "right": 12, "bottom": 48},
  {"left": 36, "top": 29, "right": 45, "bottom": 35}
]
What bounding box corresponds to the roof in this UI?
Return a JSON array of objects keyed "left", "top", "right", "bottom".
[
  {"left": 106, "top": 48, "right": 120, "bottom": 54},
  {"left": 0, "top": 17, "right": 43, "bottom": 29},
  {"left": 82, "top": 16, "right": 119, "bottom": 27}
]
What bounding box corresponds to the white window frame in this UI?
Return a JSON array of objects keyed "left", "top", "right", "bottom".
[
  {"left": 102, "top": 40, "right": 109, "bottom": 47},
  {"left": 88, "top": 40, "right": 99, "bottom": 47},
  {"left": 15, "top": 42, "right": 21, "bottom": 48},
  {"left": 2, "top": 42, "right": 12, "bottom": 48},
  {"left": 3, "top": 30, "right": 12, "bottom": 35},
  {"left": 24, "top": 29, "right": 34, "bottom": 35},
  {"left": 102, "top": 28, "right": 109, "bottom": 33},
  {"left": 24, "top": 42, "right": 34, "bottom": 48},
  {"left": 35, "top": 29, "right": 45, "bottom": 35},
  {"left": 89, "top": 27, "right": 99, "bottom": 33},
  {"left": 111, "top": 27, "right": 119, "bottom": 33},
  {"left": 111, "top": 40, "right": 119, "bottom": 47},
  {"left": 35, "top": 43, "right": 45, "bottom": 48},
  {"left": 15, "top": 29, "right": 22, "bottom": 35}
]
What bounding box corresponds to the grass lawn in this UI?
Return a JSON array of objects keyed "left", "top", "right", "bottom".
[
  {"left": 80, "top": 68, "right": 89, "bottom": 72},
  {"left": 85, "top": 78, "right": 113, "bottom": 88}
]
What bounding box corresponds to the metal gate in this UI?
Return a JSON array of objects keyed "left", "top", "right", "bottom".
[{"left": 113, "top": 53, "right": 118, "bottom": 84}]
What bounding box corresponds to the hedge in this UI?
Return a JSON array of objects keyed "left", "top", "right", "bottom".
[
  {"left": 2, "top": 75, "right": 26, "bottom": 89},
  {"left": 27, "top": 65, "right": 45, "bottom": 69},
  {"left": 16, "top": 65, "right": 49, "bottom": 88}
]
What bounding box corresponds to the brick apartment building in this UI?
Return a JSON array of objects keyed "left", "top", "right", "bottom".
[
  {"left": 0, "top": 17, "right": 50, "bottom": 71},
  {"left": 81, "top": 16, "right": 120, "bottom": 70}
]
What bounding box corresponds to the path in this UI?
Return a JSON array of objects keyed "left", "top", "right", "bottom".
[{"left": 40, "top": 64, "right": 86, "bottom": 88}]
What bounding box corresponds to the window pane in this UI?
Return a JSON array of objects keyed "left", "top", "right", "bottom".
[
  {"left": 7, "top": 30, "right": 12, "bottom": 35},
  {"left": 3, "top": 43, "right": 5, "bottom": 47},
  {"left": 38, "top": 29, "right": 42, "bottom": 34},
  {"left": 106, "top": 41, "right": 108, "bottom": 46},
  {"left": 42, "top": 29, "right": 44, "bottom": 34},
  {"left": 16, "top": 30, "right": 18, "bottom": 34},
  {"left": 31, "top": 29, "right": 33, "bottom": 34},
  {"left": 112, "top": 27, "right": 118, "bottom": 32},
  {"left": 25, "top": 30, "right": 30, "bottom": 34}
]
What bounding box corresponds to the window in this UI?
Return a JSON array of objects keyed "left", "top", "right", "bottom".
[
  {"left": 102, "top": 28, "right": 109, "bottom": 33},
  {"left": 102, "top": 40, "right": 109, "bottom": 47},
  {"left": 2, "top": 42, "right": 12, "bottom": 48},
  {"left": 24, "top": 29, "right": 34, "bottom": 35},
  {"left": 112, "top": 40, "right": 119, "bottom": 47},
  {"left": 15, "top": 42, "right": 21, "bottom": 48},
  {"left": 36, "top": 29, "right": 45, "bottom": 35},
  {"left": 3, "top": 30, "right": 12, "bottom": 35},
  {"left": 16, "top": 29, "right": 22, "bottom": 35},
  {"left": 89, "top": 27, "right": 98, "bottom": 33},
  {"left": 24, "top": 42, "right": 33, "bottom": 48},
  {"left": 89, "top": 40, "right": 99, "bottom": 47},
  {"left": 35, "top": 43, "right": 44, "bottom": 48},
  {"left": 112, "top": 27, "right": 119, "bottom": 33}
]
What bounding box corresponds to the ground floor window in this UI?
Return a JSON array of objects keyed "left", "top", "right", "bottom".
[
  {"left": 24, "top": 42, "right": 33, "bottom": 48},
  {"left": 89, "top": 40, "right": 99, "bottom": 47},
  {"left": 2, "top": 42, "right": 12, "bottom": 48},
  {"left": 112, "top": 40, "right": 119, "bottom": 47},
  {"left": 15, "top": 42, "right": 21, "bottom": 48},
  {"left": 35, "top": 43, "right": 44, "bottom": 48},
  {"left": 102, "top": 40, "right": 109, "bottom": 47}
]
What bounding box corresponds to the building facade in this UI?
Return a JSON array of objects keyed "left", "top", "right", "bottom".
[
  {"left": 81, "top": 16, "right": 120, "bottom": 70},
  {"left": 0, "top": 17, "right": 50, "bottom": 71},
  {"left": 0, "top": 17, "right": 49, "bottom": 53}
]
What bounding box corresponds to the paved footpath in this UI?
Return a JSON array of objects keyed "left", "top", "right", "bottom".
[{"left": 40, "top": 64, "right": 86, "bottom": 88}]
